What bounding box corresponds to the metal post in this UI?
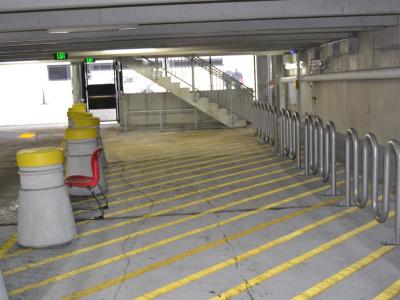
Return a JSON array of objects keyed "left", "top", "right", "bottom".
[
  {"left": 160, "top": 110, "right": 163, "bottom": 131},
  {"left": 191, "top": 57, "right": 196, "bottom": 102},
  {"left": 296, "top": 51, "right": 302, "bottom": 118},
  {"left": 194, "top": 109, "right": 198, "bottom": 130},
  {"left": 164, "top": 58, "right": 168, "bottom": 76}
]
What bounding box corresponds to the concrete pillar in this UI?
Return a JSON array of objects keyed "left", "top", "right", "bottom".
[
  {"left": 0, "top": 270, "right": 8, "bottom": 300},
  {"left": 16, "top": 147, "right": 76, "bottom": 248},
  {"left": 71, "top": 63, "right": 84, "bottom": 103},
  {"left": 256, "top": 55, "right": 269, "bottom": 102},
  {"left": 271, "top": 55, "right": 284, "bottom": 108}
]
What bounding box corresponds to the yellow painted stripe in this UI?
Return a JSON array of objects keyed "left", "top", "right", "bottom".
[
  {"left": 59, "top": 193, "right": 344, "bottom": 300},
  {"left": 97, "top": 162, "right": 293, "bottom": 219},
  {"left": 0, "top": 233, "right": 16, "bottom": 257},
  {"left": 137, "top": 197, "right": 354, "bottom": 299},
  {"left": 77, "top": 171, "right": 320, "bottom": 238},
  {"left": 8, "top": 190, "right": 339, "bottom": 297},
  {"left": 211, "top": 212, "right": 395, "bottom": 300},
  {"left": 293, "top": 246, "right": 395, "bottom": 300},
  {"left": 5, "top": 163, "right": 296, "bottom": 260},
  {"left": 107, "top": 145, "right": 270, "bottom": 184},
  {"left": 106, "top": 135, "right": 257, "bottom": 172},
  {"left": 106, "top": 140, "right": 263, "bottom": 176},
  {"left": 4, "top": 173, "right": 322, "bottom": 277},
  {"left": 107, "top": 150, "right": 268, "bottom": 190},
  {"left": 73, "top": 151, "right": 272, "bottom": 208},
  {"left": 374, "top": 279, "right": 400, "bottom": 300},
  {"left": 18, "top": 132, "right": 36, "bottom": 139}
]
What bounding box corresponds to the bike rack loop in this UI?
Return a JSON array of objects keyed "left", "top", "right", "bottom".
[
  {"left": 344, "top": 129, "right": 378, "bottom": 208},
  {"left": 285, "top": 109, "right": 291, "bottom": 156},
  {"left": 380, "top": 139, "right": 400, "bottom": 245},
  {"left": 279, "top": 108, "right": 287, "bottom": 157},
  {"left": 320, "top": 121, "right": 338, "bottom": 195},
  {"left": 310, "top": 117, "right": 324, "bottom": 176},
  {"left": 289, "top": 112, "right": 301, "bottom": 169},
  {"left": 304, "top": 114, "right": 313, "bottom": 175}
]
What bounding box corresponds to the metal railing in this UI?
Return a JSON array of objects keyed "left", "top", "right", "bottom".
[
  {"left": 144, "top": 56, "right": 254, "bottom": 124},
  {"left": 344, "top": 128, "right": 400, "bottom": 245}
]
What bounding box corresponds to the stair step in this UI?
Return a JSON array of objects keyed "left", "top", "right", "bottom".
[{"left": 198, "top": 98, "right": 210, "bottom": 105}]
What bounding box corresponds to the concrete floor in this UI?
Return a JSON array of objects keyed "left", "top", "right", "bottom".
[{"left": 0, "top": 126, "right": 399, "bottom": 299}]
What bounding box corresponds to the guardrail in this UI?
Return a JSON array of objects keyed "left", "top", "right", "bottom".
[
  {"left": 123, "top": 108, "right": 198, "bottom": 133},
  {"left": 344, "top": 127, "right": 400, "bottom": 245}
]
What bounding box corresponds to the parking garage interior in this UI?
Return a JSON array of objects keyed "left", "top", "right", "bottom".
[{"left": 0, "top": 1, "right": 400, "bottom": 299}]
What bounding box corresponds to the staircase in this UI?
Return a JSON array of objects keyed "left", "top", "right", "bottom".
[{"left": 122, "top": 57, "right": 247, "bottom": 128}]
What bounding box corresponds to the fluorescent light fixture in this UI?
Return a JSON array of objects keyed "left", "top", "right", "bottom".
[
  {"left": 101, "top": 48, "right": 159, "bottom": 55},
  {"left": 48, "top": 25, "right": 137, "bottom": 34}
]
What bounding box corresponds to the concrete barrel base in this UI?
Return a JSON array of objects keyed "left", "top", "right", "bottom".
[
  {"left": 16, "top": 148, "right": 76, "bottom": 248},
  {"left": 65, "top": 129, "right": 107, "bottom": 196},
  {"left": 0, "top": 270, "right": 8, "bottom": 300},
  {"left": 18, "top": 185, "right": 76, "bottom": 248}
]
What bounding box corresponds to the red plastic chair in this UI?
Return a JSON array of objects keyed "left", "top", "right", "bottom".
[{"left": 65, "top": 147, "right": 109, "bottom": 219}]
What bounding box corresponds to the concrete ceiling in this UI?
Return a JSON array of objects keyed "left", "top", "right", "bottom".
[{"left": 0, "top": 0, "right": 399, "bottom": 61}]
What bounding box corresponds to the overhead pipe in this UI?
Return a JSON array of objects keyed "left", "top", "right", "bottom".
[{"left": 301, "top": 68, "right": 400, "bottom": 82}]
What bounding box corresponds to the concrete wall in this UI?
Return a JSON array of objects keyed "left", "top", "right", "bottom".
[
  {"left": 121, "top": 92, "right": 219, "bottom": 129},
  {"left": 309, "top": 27, "right": 400, "bottom": 144}
]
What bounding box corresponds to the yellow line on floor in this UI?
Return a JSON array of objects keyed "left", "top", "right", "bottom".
[
  {"left": 8, "top": 189, "right": 339, "bottom": 297},
  {"left": 5, "top": 163, "right": 295, "bottom": 259},
  {"left": 105, "top": 139, "right": 262, "bottom": 176},
  {"left": 292, "top": 246, "right": 395, "bottom": 300},
  {"left": 102, "top": 164, "right": 294, "bottom": 219},
  {"left": 107, "top": 150, "right": 268, "bottom": 190},
  {"left": 77, "top": 170, "right": 321, "bottom": 238},
  {"left": 374, "top": 279, "right": 400, "bottom": 300},
  {"left": 55, "top": 193, "right": 343, "bottom": 300},
  {"left": 73, "top": 151, "right": 271, "bottom": 208},
  {"left": 0, "top": 234, "right": 16, "bottom": 257},
  {"left": 105, "top": 135, "right": 257, "bottom": 172},
  {"left": 211, "top": 212, "right": 395, "bottom": 300},
  {"left": 4, "top": 172, "right": 320, "bottom": 277},
  {"left": 136, "top": 200, "right": 357, "bottom": 299},
  {"left": 80, "top": 155, "right": 284, "bottom": 214},
  {"left": 106, "top": 141, "right": 264, "bottom": 178},
  {"left": 107, "top": 145, "right": 271, "bottom": 184}
]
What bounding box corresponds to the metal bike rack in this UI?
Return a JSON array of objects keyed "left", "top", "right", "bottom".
[
  {"left": 310, "top": 117, "right": 324, "bottom": 176},
  {"left": 279, "top": 108, "right": 287, "bottom": 157},
  {"left": 304, "top": 114, "right": 313, "bottom": 175},
  {"left": 344, "top": 128, "right": 400, "bottom": 245},
  {"left": 267, "top": 105, "right": 277, "bottom": 146},
  {"left": 320, "top": 121, "right": 339, "bottom": 195},
  {"left": 380, "top": 139, "right": 400, "bottom": 245},
  {"left": 288, "top": 112, "right": 301, "bottom": 169}
]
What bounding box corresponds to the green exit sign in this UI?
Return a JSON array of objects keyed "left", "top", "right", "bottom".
[
  {"left": 85, "top": 57, "right": 95, "bottom": 63},
  {"left": 55, "top": 52, "right": 68, "bottom": 60}
]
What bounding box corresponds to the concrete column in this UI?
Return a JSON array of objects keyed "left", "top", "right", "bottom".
[
  {"left": 71, "top": 62, "right": 84, "bottom": 102},
  {"left": 256, "top": 55, "right": 269, "bottom": 102},
  {"left": 271, "top": 55, "right": 284, "bottom": 108}
]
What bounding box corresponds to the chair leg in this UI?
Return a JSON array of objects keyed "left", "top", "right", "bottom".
[
  {"left": 97, "top": 184, "right": 109, "bottom": 209},
  {"left": 89, "top": 188, "right": 104, "bottom": 219}
]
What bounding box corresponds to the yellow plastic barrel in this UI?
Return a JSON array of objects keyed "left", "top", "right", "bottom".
[{"left": 16, "top": 147, "right": 64, "bottom": 168}]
